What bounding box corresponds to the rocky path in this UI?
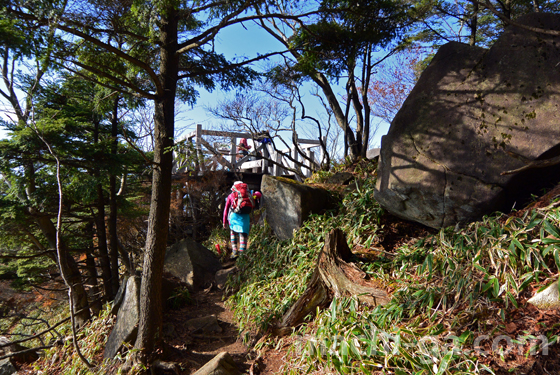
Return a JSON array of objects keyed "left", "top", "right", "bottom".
[{"left": 162, "top": 261, "right": 287, "bottom": 374}]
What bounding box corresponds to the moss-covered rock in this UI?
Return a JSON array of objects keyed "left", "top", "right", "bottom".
[{"left": 261, "top": 175, "right": 337, "bottom": 240}]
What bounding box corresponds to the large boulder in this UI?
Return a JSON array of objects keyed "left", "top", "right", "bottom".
[
  {"left": 375, "top": 13, "right": 560, "bottom": 229},
  {"left": 261, "top": 175, "right": 336, "bottom": 240},
  {"left": 104, "top": 276, "right": 140, "bottom": 359},
  {"left": 164, "top": 238, "right": 221, "bottom": 290}
]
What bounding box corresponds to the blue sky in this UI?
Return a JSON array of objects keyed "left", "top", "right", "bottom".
[
  {"left": 0, "top": 19, "right": 391, "bottom": 149},
  {"left": 175, "top": 20, "right": 390, "bottom": 149}
]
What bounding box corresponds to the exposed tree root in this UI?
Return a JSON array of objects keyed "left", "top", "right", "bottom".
[{"left": 274, "top": 228, "right": 390, "bottom": 336}]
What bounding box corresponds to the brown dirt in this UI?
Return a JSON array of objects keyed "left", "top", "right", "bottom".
[
  {"left": 375, "top": 213, "right": 436, "bottom": 252},
  {"left": 162, "top": 288, "right": 252, "bottom": 374},
  {"left": 468, "top": 292, "right": 560, "bottom": 375},
  {"left": 501, "top": 183, "right": 560, "bottom": 221},
  {"left": 160, "top": 269, "right": 287, "bottom": 374}
]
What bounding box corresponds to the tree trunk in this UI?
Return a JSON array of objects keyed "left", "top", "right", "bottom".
[
  {"left": 312, "top": 72, "right": 360, "bottom": 160},
  {"left": 95, "top": 186, "right": 114, "bottom": 300},
  {"left": 469, "top": 0, "right": 479, "bottom": 46},
  {"left": 133, "top": 9, "right": 178, "bottom": 364},
  {"left": 108, "top": 96, "right": 120, "bottom": 296},
  {"left": 84, "top": 222, "right": 102, "bottom": 316},
  {"left": 24, "top": 163, "right": 91, "bottom": 327},
  {"left": 35, "top": 216, "right": 91, "bottom": 327},
  {"left": 349, "top": 73, "right": 364, "bottom": 158},
  {"left": 361, "top": 46, "right": 373, "bottom": 158},
  {"left": 274, "top": 228, "right": 390, "bottom": 336},
  {"left": 93, "top": 119, "right": 114, "bottom": 301}
]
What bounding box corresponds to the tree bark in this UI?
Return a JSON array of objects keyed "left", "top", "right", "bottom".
[
  {"left": 469, "top": 0, "right": 479, "bottom": 46},
  {"left": 274, "top": 228, "right": 390, "bottom": 336},
  {"left": 24, "top": 163, "right": 91, "bottom": 327},
  {"left": 108, "top": 96, "right": 121, "bottom": 296},
  {"left": 312, "top": 72, "right": 360, "bottom": 159},
  {"left": 94, "top": 186, "right": 114, "bottom": 300},
  {"left": 93, "top": 119, "right": 114, "bottom": 301},
  {"left": 133, "top": 8, "right": 178, "bottom": 363},
  {"left": 84, "top": 222, "right": 102, "bottom": 316}
]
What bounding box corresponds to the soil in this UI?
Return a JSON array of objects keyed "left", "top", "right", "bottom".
[
  {"left": 468, "top": 291, "right": 560, "bottom": 375},
  {"left": 8, "top": 181, "right": 560, "bottom": 375},
  {"left": 143, "top": 260, "right": 288, "bottom": 374}
]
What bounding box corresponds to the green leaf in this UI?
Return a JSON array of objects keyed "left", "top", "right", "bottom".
[
  {"left": 506, "top": 291, "right": 518, "bottom": 308},
  {"left": 492, "top": 278, "right": 500, "bottom": 298},
  {"left": 512, "top": 238, "right": 524, "bottom": 252},
  {"left": 474, "top": 263, "right": 488, "bottom": 274},
  {"left": 544, "top": 220, "right": 560, "bottom": 239},
  {"left": 554, "top": 249, "right": 560, "bottom": 271},
  {"left": 331, "top": 298, "right": 338, "bottom": 321},
  {"left": 542, "top": 238, "right": 560, "bottom": 245},
  {"left": 519, "top": 274, "right": 534, "bottom": 291},
  {"left": 436, "top": 350, "right": 454, "bottom": 375},
  {"left": 341, "top": 340, "right": 349, "bottom": 364},
  {"left": 526, "top": 215, "right": 541, "bottom": 230}
]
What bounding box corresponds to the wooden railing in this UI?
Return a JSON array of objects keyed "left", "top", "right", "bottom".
[{"left": 173, "top": 124, "right": 326, "bottom": 178}]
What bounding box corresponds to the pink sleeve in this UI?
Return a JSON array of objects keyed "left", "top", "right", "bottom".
[{"left": 223, "top": 194, "right": 232, "bottom": 225}]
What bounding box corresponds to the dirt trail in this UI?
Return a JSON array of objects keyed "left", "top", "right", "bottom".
[{"left": 163, "top": 263, "right": 286, "bottom": 375}]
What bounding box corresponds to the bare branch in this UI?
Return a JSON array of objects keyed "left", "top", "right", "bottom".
[
  {"left": 501, "top": 150, "right": 560, "bottom": 175},
  {"left": 479, "top": 0, "right": 560, "bottom": 36}
]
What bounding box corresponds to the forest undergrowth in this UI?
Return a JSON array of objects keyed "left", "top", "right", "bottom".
[
  {"left": 5, "top": 160, "right": 560, "bottom": 375},
  {"left": 221, "top": 161, "right": 560, "bottom": 375}
]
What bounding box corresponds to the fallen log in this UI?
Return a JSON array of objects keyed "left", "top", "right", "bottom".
[{"left": 274, "top": 228, "right": 390, "bottom": 336}]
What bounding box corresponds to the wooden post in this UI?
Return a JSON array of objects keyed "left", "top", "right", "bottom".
[
  {"left": 292, "top": 133, "right": 298, "bottom": 172},
  {"left": 320, "top": 135, "right": 327, "bottom": 167},
  {"left": 194, "top": 124, "right": 202, "bottom": 173},
  {"left": 196, "top": 124, "right": 207, "bottom": 172},
  {"left": 292, "top": 145, "right": 301, "bottom": 175},
  {"left": 274, "top": 151, "right": 283, "bottom": 176},
  {"left": 262, "top": 143, "right": 270, "bottom": 174},
  {"left": 306, "top": 149, "right": 315, "bottom": 177},
  {"left": 230, "top": 137, "right": 237, "bottom": 169}
]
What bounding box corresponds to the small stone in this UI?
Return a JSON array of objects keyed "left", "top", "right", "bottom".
[
  {"left": 192, "top": 352, "right": 240, "bottom": 375},
  {"left": 185, "top": 315, "right": 222, "bottom": 334},
  {"left": 216, "top": 267, "right": 238, "bottom": 289},
  {"left": 528, "top": 281, "right": 560, "bottom": 310}
]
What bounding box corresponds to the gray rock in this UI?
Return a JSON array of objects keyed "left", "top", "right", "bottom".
[
  {"left": 326, "top": 172, "right": 354, "bottom": 185},
  {"left": 528, "top": 281, "right": 560, "bottom": 310},
  {"left": 0, "top": 358, "right": 16, "bottom": 375},
  {"left": 185, "top": 315, "right": 222, "bottom": 334},
  {"left": 103, "top": 276, "right": 140, "bottom": 359},
  {"left": 366, "top": 148, "right": 380, "bottom": 160},
  {"left": 375, "top": 13, "right": 560, "bottom": 229},
  {"left": 0, "top": 336, "right": 39, "bottom": 364},
  {"left": 261, "top": 175, "right": 337, "bottom": 240},
  {"left": 164, "top": 238, "right": 221, "bottom": 291},
  {"left": 192, "top": 352, "right": 241, "bottom": 375},
  {"left": 111, "top": 275, "right": 128, "bottom": 315},
  {"left": 215, "top": 266, "right": 238, "bottom": 290}
]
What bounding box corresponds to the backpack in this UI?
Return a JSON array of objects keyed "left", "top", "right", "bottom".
[{"left": 231, "top": 183, "right": 254, "bottom": 214}]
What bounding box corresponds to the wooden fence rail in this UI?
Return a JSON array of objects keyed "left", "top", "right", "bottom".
[{"left": 173, "top": 124, "right": 326, "bottom": 179}]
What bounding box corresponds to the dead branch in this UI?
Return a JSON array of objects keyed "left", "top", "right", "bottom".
[
  {"left": 0, "top": 317, "right": 69, "bottom": 348},
  {"left": 501, "top": 150, "right": 560, "bottom": 175}
]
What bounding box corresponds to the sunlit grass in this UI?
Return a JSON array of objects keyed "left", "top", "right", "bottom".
[{"left": 227, "top": 169, "right": 560, "bottom": 374}]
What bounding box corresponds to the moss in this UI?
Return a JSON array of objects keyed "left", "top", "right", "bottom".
[{"left": 274, "top": 176, "right": 302, "bottom": 185}]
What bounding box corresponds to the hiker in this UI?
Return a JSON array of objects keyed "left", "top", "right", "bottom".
[
  {"left": 252, "top": 191, "right": 262, "bottom": 210},
  {"left": 236, "top": 138, "right": 251, "bottom": 160},
  {"left": 223, "top": 181, "right": 254, "bottom": 259}
]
